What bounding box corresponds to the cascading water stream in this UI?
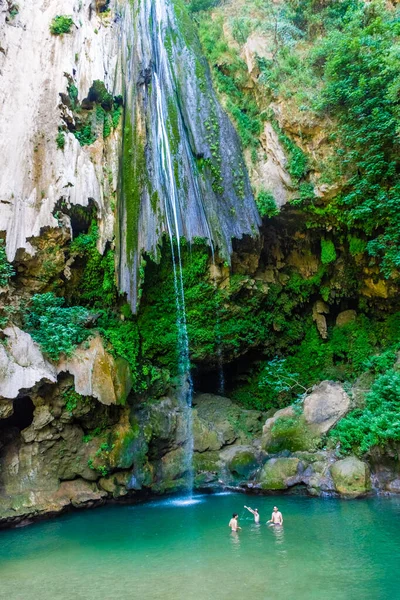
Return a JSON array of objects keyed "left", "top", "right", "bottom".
[
  {"left": 152, "top": 1, "right": 195, "bottom": 495},
  {"left": 120, "top": 0, "right": 260, "bottom": 497}
]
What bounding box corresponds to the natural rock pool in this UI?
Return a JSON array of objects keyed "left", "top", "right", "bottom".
[{"left": 1, "top": 493, "right": 399, "bottom": 600}]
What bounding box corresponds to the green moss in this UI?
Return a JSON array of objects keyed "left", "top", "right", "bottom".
[{"left": 121, "top": 114, "right": 146, "bottom": 267}]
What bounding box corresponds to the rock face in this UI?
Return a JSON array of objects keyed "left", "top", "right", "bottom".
[
  {"left": 0, "top": 0, "right": 120, "bottom": 261},
  {"left": 117, "top": 0, "right": 260, "bottom": 309},
  {"left": 0, "top": 328, "right": 131, "bottom": 406}
]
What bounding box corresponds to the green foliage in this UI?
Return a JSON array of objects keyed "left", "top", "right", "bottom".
[
  {"left": 188, "top": 0, "right": 219, "bottom": 12},
  {"left": 69, "top": 82, "right": 122, "bottom": 146},
  {"left": 50, "top": 15, "right": 73, "bottom": 35},
  {"left": 234, "top": 314, "right": 398, "bottom": 410},
  {"left": 256, "top": 190, "right": 279, "bottom": 218},
  {"left": 0, "top": 240, "right": 15, "bottom": 287},
  {"left": 67, "top": 82, "right": 79, "bottom": 109},
  {"left": 70, "top": 221, "right": 117, "bottom": 309},
  {"left": 320, "top": 238, "right": 337, "bottom": 265},
  {"left": 74, "top": 122, "right": 97, "bottom": 146},
  {"left": 330, "top": 370, "right": 400, "bottom": 455},
  {"left": 197, "top": 16, "right": 263, "bottom": 149},
  {"left": 62, "top": 387, "right": 87, "bottom": 414},
  {"left": 56, "top": 130, "right": 65, "bottom": 150},
  {"left": 24, "top": 293, "right": 92, "bottom": 360}
]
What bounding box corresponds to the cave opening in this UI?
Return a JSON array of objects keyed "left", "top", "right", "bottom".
[
  {"left": 0, "top": 396, "right": 35, "bottom": 431},
  {"left": 193, "top": 352, "right": 261, "bottom": 398}
]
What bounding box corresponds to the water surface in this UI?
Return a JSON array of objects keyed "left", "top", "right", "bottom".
[{"left": 1, "top": 493, "right": 399, "bottom": 600}]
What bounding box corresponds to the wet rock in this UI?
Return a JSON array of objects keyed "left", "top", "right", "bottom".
[
  {"left": 54, "top": 480, "right": 107, "bottom": 508},
  {"left": 220, "top": 445, "right": 259, "bottom": 478},
  {"left": 260, "top": 457, "right": 300, "bottom": 490},
  {"left": 330, "top": 457, "right": 371, "bottom": 497}
]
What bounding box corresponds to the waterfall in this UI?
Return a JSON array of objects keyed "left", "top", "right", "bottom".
[
  {"left": 119, "top": 0, "right": 261, "bottom": 495},
  {"left": 152, "top": 2, "right": 195, "bottom": 495}
]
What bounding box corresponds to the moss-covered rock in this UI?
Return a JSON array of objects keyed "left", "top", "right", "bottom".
[
  {"left": 260, "top": 457, "right": 300, "bottom": 490},
  {"left": 330, "top": 457, "right": 371, "bottom": 498}
]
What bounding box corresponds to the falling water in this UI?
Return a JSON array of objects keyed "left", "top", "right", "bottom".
[{"left": 152, "top": 1, "right": 195, "bottom": 495}]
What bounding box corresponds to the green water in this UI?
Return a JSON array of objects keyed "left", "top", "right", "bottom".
[{"left": 1, "top": 493, "right": 400, "bottom": 600}]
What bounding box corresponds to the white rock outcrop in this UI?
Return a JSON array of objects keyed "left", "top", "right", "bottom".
[
  {"left": 0, "top": 0, "right": 121, "bottom": 260},
  {"left": 0, "top": 326, "right": 56, "bottom": 399},
  {"left": 0, "top": 327, "right": 131, "bottom": 405}
]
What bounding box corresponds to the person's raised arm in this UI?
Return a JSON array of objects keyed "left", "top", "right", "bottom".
[{"left": 244, "top": 505, "right": 255, "bottom": 515}]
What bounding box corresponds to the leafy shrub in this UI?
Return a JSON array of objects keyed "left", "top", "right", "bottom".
[
  {"left": 70, "top": 221, "right": 117, "bottom": 308},
  {"left": 56, "top": 130, "right": 65, "bottom": 150},
  {"left": 256, "top": 191, "right": 279, "bottom": 218},
  {"left": 188, "top": 0, "right": 220, "bottom": 12},
  {"left": 50, "top": 15, "right": 74, "bottom": 35},
  {"left": 0, "top": 240, "right": 14, "bottom": 287},
  {"left": 320, "top": 238, "right": 336, "bottom": 264},
  {"left": 330, "top": 370, "right": 400, "bottom": 455},
  {"left": 24, "top": 293, "right": 92, "bottom": 360}
]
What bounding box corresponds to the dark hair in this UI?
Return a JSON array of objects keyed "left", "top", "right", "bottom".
[{"left": 233, "top": 513, "right": 238, "bottom": 518}]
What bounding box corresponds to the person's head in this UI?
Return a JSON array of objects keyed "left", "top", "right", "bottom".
[
  {"left": 255, "top": 509, "right": 258, "bottom": 513},
  {"left": 233, "top": 513, "right": 238, "bottom": 519},
  {"left": 273, "top": 506, "right": 278, "bottom": 512}
]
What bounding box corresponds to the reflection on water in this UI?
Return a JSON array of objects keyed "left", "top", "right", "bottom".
[{"left": 230, "top": 531, "right": 241, "bottom": 550}]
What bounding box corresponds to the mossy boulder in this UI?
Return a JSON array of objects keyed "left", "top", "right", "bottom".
[
  {"left": 224, "top": 446, "right": 259, "bottom": 478},
  {"left": 192, "top": 413, "right": 222, "bottom": 452},
  {"left": 330, "top": 456, "right": 371, "bottom": 497},
  {"left": 262, "top": 409, "right": 319, "bottom": 453},
  {"left": 193, "top": 451, "right": 220, "bottom": 473},
  {"left": 260, "top": 457, "right": 300, "bottom": 490}
]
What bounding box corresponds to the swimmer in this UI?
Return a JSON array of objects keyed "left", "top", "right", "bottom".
[
  {"left": 228, "top": 513, "right": 241, "bottom": 532},
  {"left": 244, "top": 505, "right": 260, "bottom": 523},
  {"left": 267, "top": 506, "right": 283, "bottom": 526}
]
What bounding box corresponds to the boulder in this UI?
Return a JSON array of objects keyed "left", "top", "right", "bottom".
[
  {"left": 260, "top": 457, "right": 300, "bottom": 490},
  {"left": 55, "top": 480, "right": 107, "bottom": 508},
  {"left": 193, "top": 413, "right": 222, "bottom": 452},
  {"left": 262, "top": 407, "right": 318, "bottom": 453},
  {"left": 303, "top": 381, "right": 350, "bottom": 435},
  {"left": 330, "top": 457, "right": 370, "bottom": 497},
  {"left": 336, "top": 310, "right": 357, "bottom": 327},
  {"left": 220, "top": 445, "right": 259, "bottom": 478}
]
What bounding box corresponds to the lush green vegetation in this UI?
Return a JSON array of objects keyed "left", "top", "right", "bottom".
[
  {"left": 232, "top": 314, "right": 400, "bottom": 410},
  {"left": 330, "top": 369, "right": 400, "bottom": 456},
  {"left": 0, "top": 240, "right": 14, "bottom": 287},
  {"left": 195, "top": 0, "right": 400, "bottom": 281},
  {"left": 50, "top": 15, "right": 74, "bottom": 35},
  {"left": 24, "top": 293, "right": 92, "bottom": 360},
  {"left": 62, "top": 80, "right": 122, "bottom": 147},
  {"left": 56, "top": 130, "right": 65, "bottom": 150},
  {"left": 256, "top": 191, "right": 279, "bottom": 218},
  {"left": 70, "top": 221, "right": 117, "bottom": 309}
]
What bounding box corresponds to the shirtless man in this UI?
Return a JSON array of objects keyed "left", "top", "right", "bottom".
[
  {"left": 244, "top": 505, "right": 260, "bottom": 523},
  {"left": 228, "top": 513, "right": 241, "bottom": 532},
  {"left": 267, "top": 506, "right": 283, "bottom": 526}
]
